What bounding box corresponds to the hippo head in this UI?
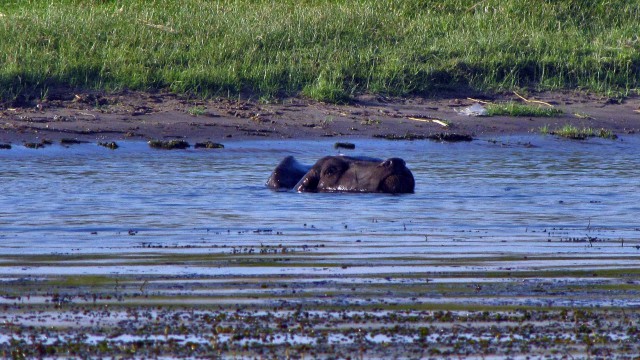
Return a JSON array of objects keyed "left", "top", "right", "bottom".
[{"left": 295, "top": 156, "right": 414, "bottom": 194}]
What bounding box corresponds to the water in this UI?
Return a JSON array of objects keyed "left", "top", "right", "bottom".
[{"left": 1, "top": 136, "right": 639, "bottom": 273}]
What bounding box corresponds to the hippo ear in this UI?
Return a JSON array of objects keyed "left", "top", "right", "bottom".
[
  {"left": 380, "top": 158, "right": 406, "bottom": 169},
  {"left": 295, "top": 168, "right": 320, "bottom": 192},
  {"left": 266, "top": 156, "right": 310, "bottom": 190}
]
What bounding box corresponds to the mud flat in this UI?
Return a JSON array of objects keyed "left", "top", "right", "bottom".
[{"left": 1, "top": 230, "right": 640, "bottom": 359}]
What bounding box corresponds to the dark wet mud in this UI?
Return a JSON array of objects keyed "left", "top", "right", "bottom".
[
  {"left": 2, "top": 90, "right": 640, "bottom": 144},
  {"left": 2, "top": 249, "right": 640, "bottom": 359}
]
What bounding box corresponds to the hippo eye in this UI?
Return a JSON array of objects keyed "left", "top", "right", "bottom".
[{"left": 323, "top": 166, "right": 338, "bottom": 176}]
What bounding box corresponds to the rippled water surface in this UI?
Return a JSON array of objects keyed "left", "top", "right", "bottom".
[
  {"left": 1, "top": 136, "right": 639, "bottom": 266},
  {"left": 2, "top": 135, "right": 640, "bottom": 357}
]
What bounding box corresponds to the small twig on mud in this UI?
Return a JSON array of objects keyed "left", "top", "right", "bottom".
[
  {"left": 467, "top": 97, "right": 491, "bottom": 104},
  {"left": 513, "top": 91, "right": 554, "bottom": 107},
  {"left": 407, "top": 117, "right": 449, "bottom": 127},
  {"left": 573, "top": 112, "right": 595, "bottom": 120}
]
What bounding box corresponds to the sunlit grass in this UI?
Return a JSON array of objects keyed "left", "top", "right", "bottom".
[
  {"left": 486, "top": 102, "right": 563, "bottom": 117},
  {"left": 1, "top": 0, "right": 639, "bottom": 103},
  {"left": 540, "top": 125, "right": 618, "bottom": 140}
]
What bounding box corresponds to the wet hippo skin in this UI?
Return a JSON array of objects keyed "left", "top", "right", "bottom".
[
  {"left": 267, "top": 155, "right": 414, "bottom": 194},
  {"left": 265, "top": 156, "right": 311, "bottom": 191}
]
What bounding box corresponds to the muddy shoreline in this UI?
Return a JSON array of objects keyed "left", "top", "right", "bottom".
[
  {"left": 3, "top": 244, "right": 640, "bottom": 359},
  {"left": 2, "top": 91, "right": 640, "bottom": 358},
  {"left": 1, "top": 90, "right": 640, "bottom": 144}
]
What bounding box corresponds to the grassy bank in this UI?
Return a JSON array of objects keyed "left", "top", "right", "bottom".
[{"left": 1, "top": 0, "right": 639, "bottom": 103}]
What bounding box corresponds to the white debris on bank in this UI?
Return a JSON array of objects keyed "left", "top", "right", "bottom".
[{"left": 456, "top": 103, "right": 487, "bottom": 116}]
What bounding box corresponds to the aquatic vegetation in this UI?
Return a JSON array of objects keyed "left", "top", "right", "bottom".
[
  {"left": 538, "top": 124, "right": 551, "bottom": 135},
  {"left": 194, "top": 141, "right": 224, "bottom": 149},
  {"left": 98, "top": 141, "right": 119, "bottom": 149},
  {"left": 23, "top": 139, "right": 52, "bottom": 149},
  {"left": 147, "top": 139, "right": 190, "bottom": 149},
  {"left": 485, "top": 102, "right": 563, "bottom": 117},
  {"left": 541, "top": 125, "right": 618, "bottom": 140}
]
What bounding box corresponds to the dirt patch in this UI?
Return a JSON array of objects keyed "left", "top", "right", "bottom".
[{"left": 1, "top": 90, "right": 639, "bottom": 143}]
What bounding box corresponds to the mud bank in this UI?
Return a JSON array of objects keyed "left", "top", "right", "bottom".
[{"left": 1, "top": 90, "right": 639, "bottom": 144}]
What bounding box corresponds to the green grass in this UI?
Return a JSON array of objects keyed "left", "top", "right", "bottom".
[
  {"left": 486, "top": 102, "right": 563, "bottom": 117},
  {"left": 540, "top": 124, "right": 618, "bottom": 140},
  {"left": 1, "top": 0, "right": 640, "bottom": 103},
  {"left": 187, "top": 105, "right": 206, "bottom": 116}
]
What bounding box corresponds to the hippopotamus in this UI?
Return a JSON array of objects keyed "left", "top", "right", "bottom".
[{"left": 266, "top": 155, "right": 415, "bottom": 193}]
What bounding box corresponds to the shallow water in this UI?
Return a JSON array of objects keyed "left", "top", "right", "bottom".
[
  {"left": 3, "top": 135, "right": 640, "bottom": 360},
  {"left": 0, "top": 136, "right": 639, "bottom": 272}
]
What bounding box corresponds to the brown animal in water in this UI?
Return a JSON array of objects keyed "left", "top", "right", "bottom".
[{"left": 266, "top": 155, "right": 414, "bottom": 194}]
